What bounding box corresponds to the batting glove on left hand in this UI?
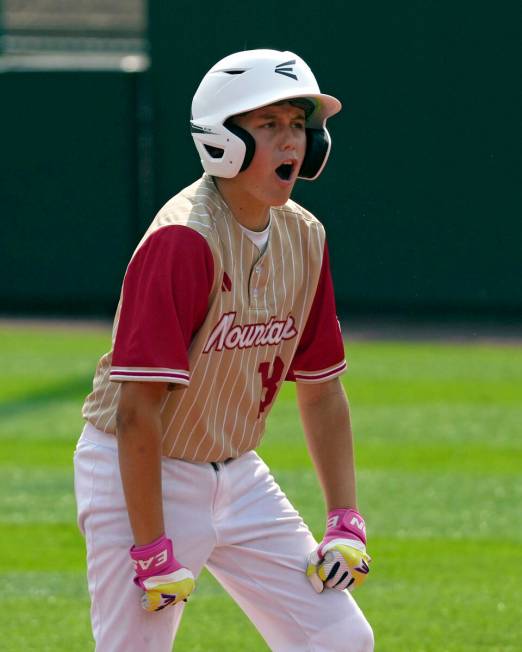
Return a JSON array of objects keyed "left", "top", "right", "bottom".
[
  {"left": 306, "top": 508, "right": 371, "bottom": 593},
  {"left": 130, "top": 535, "right": 195, "bottom": 612}
]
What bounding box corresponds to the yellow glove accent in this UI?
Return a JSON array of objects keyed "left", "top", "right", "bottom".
[
  {"left": 141, "top": 570, "right": 195, "bottom": 612},
  {"left": 318, "top": 543, "right": 371, "bottom": 591}
]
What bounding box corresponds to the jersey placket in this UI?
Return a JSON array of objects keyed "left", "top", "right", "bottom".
[{"left": 248, "top": 257, "right": 270, "bottom": 311}]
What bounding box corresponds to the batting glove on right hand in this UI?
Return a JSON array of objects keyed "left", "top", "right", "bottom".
[
  {"left": 130, "top": 535, "right": 195, "bottom": 612},
  {"left": 306, "top": 508, "right": 371, "bottom": 593}
]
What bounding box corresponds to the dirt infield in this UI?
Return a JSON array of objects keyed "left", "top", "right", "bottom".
[
  {"left": 0, "top": 316, "right": 112, "bottom": 332},
  {"left": 343, "top": 317, "right": 522, "bottom": 344},
  {"left": 1, "top": 315, "right": 521, "bottom": 344}
]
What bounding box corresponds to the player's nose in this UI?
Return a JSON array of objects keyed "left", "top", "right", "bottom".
[{"left": 278, "top": 126, "right": 302, "bottom": 151}]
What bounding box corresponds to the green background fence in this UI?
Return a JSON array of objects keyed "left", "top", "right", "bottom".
[
  {"left": 0, "top": 69, "right": 151, "bottom": 314},
  {"left": 1, "top": 1, "right": 520, "bottom": 319}
]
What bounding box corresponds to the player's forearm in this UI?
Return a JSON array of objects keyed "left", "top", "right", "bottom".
[
  {"left": 297, "top": 378, "right": 358, "bottom": 511},
  {"left": 116, "top": 383, "right": 166, "bottom": 546}
]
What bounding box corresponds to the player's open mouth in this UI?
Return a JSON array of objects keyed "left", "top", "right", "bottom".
[{"left": 275, "top": 160, "right": 297, "bottom": 181}]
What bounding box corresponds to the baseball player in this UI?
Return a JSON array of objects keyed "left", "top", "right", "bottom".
[{"left": 74, "top": 49, "right": 373, "bottom": 651}]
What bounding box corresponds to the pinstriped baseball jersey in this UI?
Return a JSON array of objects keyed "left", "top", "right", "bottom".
[{"left": 82, "top": 174, "right": 346, "bottom": 462}]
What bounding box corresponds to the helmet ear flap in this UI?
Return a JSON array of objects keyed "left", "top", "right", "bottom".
[
  {"left": 224, "top": 121, "right": 256, "bottom": 172},
  {"left": 299, "top": 128, "right": 331, "bottom": 179}
]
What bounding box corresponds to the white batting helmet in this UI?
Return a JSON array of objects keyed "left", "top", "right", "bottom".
[{"left": 190, "top": 49, "right": 342, "bottom": 180}]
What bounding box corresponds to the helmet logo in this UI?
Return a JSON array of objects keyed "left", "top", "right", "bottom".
[{"left": 274, "top": 60, "right": 298, "bottom": 81}]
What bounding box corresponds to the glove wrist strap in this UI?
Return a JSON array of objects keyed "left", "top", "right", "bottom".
[
  {"left": 130, "top": 534, "right": 174, "bottom": 579},
  {"left": 326, "top": 508, "right": 366, "bottom": 545}
]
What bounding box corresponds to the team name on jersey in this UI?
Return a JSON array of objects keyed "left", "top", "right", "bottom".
[{"left": 203, "top": 312, "right": 298, "bottom": 353}]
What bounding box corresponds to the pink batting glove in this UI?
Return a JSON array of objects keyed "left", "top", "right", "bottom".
[
  {"left": 306, "top": 508, "right": 371, "bottom": 593},
  {"left": 130, "top": 535, "right": 195, "bottom": 612}
]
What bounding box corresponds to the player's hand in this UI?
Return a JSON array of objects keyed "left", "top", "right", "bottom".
[
  {"left": 306, "top": 508, "right": 371, "bottom": 593},
  {"left": 130, "top": 535, "right": 195, "bottom": 612}
]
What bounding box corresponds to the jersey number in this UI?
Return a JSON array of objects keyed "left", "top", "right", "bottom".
[{"left": 258, "top": 356, "right": 284, "bottom": 418}]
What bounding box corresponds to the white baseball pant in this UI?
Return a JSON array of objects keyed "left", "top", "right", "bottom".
[{"left": 74, "top": 422, "right": 374, "bottom": 652}]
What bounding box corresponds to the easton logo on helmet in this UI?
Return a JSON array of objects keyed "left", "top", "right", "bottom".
[{"left": 274, "top": 60, "right": 298, "bottom": 81}]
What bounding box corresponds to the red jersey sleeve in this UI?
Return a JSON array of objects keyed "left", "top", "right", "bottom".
[
  {"left": 110, "top": 225, "right": 214, "bottom": 385},
  {"left": 286, "top": 241, "right": 346, "bottom": 383}
]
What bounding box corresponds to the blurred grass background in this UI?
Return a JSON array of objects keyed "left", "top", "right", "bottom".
[{"left": 0, "top": 323, "right": 521, "bottom": 651}]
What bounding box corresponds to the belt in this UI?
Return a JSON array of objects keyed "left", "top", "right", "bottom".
[{"left": 210, "top": 458, "right": 234, "bottom": 471}]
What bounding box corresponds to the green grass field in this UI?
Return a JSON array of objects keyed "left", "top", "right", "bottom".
[{"left": 1, "top": 323, "right": 521, "bottom": 651}]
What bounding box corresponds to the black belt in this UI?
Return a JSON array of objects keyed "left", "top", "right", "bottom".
[{"left": 210, "top": 458, "right": 234, "bottom": 471}]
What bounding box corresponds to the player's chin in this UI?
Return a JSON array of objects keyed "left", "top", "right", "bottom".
[
  {"left": 269, "top": 174, "right": 297, "bottom": 202},
  {"left": 268, "top": 188, "right": 293, "bottom": 207}
]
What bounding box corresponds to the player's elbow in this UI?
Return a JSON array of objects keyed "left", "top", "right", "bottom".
[
  {"left": 115, "top": 402, "right": 137, "bottom": 433},
  {"left": 116, "top": 382, "right": 166, "bottom": 438}
]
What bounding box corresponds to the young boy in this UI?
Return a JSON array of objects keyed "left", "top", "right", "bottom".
[{"left": 74, "top": 49, "right": 374, "bottom": 651}]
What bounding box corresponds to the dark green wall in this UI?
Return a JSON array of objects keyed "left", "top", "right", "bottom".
[
  {"left": 0, "top": 69, "right": 148, "bottom": 314},
  {"left": 0, "top": 2, "right": 520, "bottom": 318},
  {"left": 149, "top": 1, "right": 521, "bottom": 317}
]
